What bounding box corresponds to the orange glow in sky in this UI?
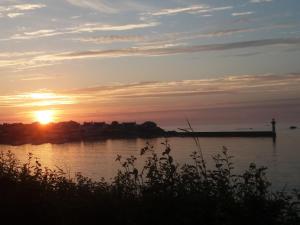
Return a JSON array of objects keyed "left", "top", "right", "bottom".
[{"left": 34, "top": 110, "right": 55, "bottom": 124}]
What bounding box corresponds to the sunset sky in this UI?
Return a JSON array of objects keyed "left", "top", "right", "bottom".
[{"left": 0, "top": 0, "right": 300, "bottom": 127}]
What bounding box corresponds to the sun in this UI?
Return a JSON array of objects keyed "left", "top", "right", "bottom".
[{"left": 34, "top": 110, "right": 55, "bottom": 124}]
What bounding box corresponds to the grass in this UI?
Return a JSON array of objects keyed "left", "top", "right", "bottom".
[{"left": 0, "top": 140, "right": 299, "bottom": 225}]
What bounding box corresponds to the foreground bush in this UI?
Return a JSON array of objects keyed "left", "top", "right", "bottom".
[{"left": 0, "top": 141, "right": 299, "bottom": 225}]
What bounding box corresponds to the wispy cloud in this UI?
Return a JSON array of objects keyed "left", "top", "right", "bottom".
[
  {"left": 0, "top": 51, "right": 54, "bottom": 71},
  {"left": 149, "top": 5, "right": 208, "bottom": 16},
  {"left": 68, "top": 22, "right": 159, "bottom": 33},
  {"left": 1, "top": 37, "right": 300, "bottom": 72},
  {"left": 0, "top": 51, "right": 45, "bottom": 58},
  {"left": 0, "top": 92, "right": 76, "bottom": 108},
  {"left": 188, "top": 6, "right": 233, "bottom": 15},
  {"left": 250, "top": 0, "right": 272, "bottom": 3},
  {"left": 6, "top": 21, "right": 293, "bottom": 46},
  {"left": 1, "top": 74, "right": 300, "bottom": 123},
  {"left": 66, "top": 0, "right": 118, "bottom": 13},
  {"left": 8, "top": 22, "right": 159, "bottom": 40},
  {"left": 68, "top": 73, "right": 300, "bottom": 99},
  {"left": 65, "top": 0, "right": 149, "bottom": 13},
  {"left": 138, "top": 24, "right": 295, "bottom": 47},
  {"left": 0, "top": 3, "right": 45, "bottom": 18},
  {"left": 12, "top": 4, "right": 46, "bottom": 11},
  {"left": 34, "top": 37, "right": 300, "bottom": 62},
  {"left": 145, "top": 5, "right": 232, "bottom": 17},
  {"left": 19, "top": 74, "right": 62, "bottom": 81},
  {"left": 232, "top": 11, "right": 254, "bottom": 16},
  {"left": 7, "top": 12, "right": 24, "bottom": 18},
  {"left": 11, "top": 29, "right": 63, "bottom": 40},
  {"left": 2, "top": 74, "right": 300, "bottom": 109},
  {"left": 73, "top": 35, "right": 145, "bottom": 44},
  {"left": 229, "top": 51, "right": 261, "bottom": 57}
]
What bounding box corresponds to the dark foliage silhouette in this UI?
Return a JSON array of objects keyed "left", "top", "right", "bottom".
[{"left": 0, "top": 142, "right": 299, "bottom": 225}]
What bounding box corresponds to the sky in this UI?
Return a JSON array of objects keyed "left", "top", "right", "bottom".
[{"left": 0, "top": 0, "right": 300, "bottom": 127}]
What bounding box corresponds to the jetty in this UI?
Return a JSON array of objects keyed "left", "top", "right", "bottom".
[
  {"left": 172, "top": 119, "right": 277, "bottom": 138},
  {"left": 168, "top": 130, "right": 275, "bottom": 138},
  {"left": 171, "top": 119, "right": 277, "bottom": 138}
]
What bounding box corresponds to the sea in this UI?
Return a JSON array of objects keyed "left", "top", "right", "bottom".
[{"left": 1, "top": 122, "right": 299, "bottom": 190}]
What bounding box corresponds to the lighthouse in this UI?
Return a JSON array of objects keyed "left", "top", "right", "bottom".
[{"left": 271, "top": 118, "right": 277, "bottom": 137}]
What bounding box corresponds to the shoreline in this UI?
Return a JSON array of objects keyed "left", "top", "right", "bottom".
[{"left": 0, "top": 121, "right": 276, "bottom": 146}]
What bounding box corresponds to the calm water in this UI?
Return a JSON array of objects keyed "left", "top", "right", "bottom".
[{"left": 0, "top": 126, "right": 299, "bottom": 190}]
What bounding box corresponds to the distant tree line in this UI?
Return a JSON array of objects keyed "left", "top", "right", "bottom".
[{"left": 0, "top": 121, "right": 165, "bottom": 145}]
